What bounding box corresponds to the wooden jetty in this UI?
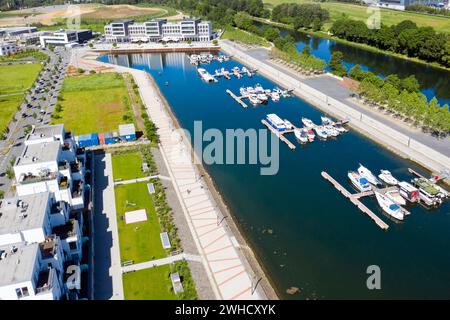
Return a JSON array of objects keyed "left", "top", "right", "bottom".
[
  {"left": 321, "top": 171, "right": 389, "bottom": 230},
  {"left": 261, "top": 119, "right": 296, "bottom": 150},
  {"left": 226, "top": 89, "right": 248, "bottom": 108}
]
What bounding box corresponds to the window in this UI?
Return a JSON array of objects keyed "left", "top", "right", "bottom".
[
  {"left": 15, "top": 287, "right": 29, "bottom": 299},
  {"left": 69, "top": 241, "right": 77, "bottom": 251}
]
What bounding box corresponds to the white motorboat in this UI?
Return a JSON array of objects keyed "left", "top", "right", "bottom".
[
  {"left": 321, "top": 116, "right": 335, "bottom": 126},
  {"left": 301, "top": 117, "right": 315, "bottom": 128},
  {"left": 348, "top": 171, "right": 372, "bottom": 192},
  {"left": 324, "top": 125, "right": 339, "bottom": 137},
  {"left": 284, "top": 120, "right": 294, "bottom": 130},
  {"left": 294, "top": 128, "right": 308, "bottom": 144},
  {"left": 248, "top": 94, "right": 260, "bottom": 105},
  {"left": 239, "top": 87, "right": 248, "bottom": 96},
  {"left": 412, "top": 178, "right": 444, "bottom": 206},
  {"left": 398, "top": 181, "right": 419, "bottom": 203},
  {"left": 374, "top": 191, "right": 404, "bottom": 221},
  {"left": 385, "top": 189, "right": 406, "bottom": 206},
  {"left": 197, "top": 68, "right": 217, "bottom": 83},
  {"left": 272, "top": 87, "right": 282, "bottom": 95},
  {"left": 266, "top": 114, "right": 286, "bottom": 132},
  {"left": 314, "top": 126, "right": 328, "bottom": 140},
  {"left": 246, "top": 86, "right": 255, "bottom": 94},
  {"left": 270, "top": 92, "right": 280, "bottom": 102},
  {"left": 334, "top": 123, "right": 348, "bottom": 133},
  {"left": 306, "top": 129, "right": 315, "bottom": 141},
  {"left": 257, "top": 93, "right": 268, "bottom": 103},
  {"left": 378, "top": 170, "right": 398, "bottom": 185},
  {"left": 358, "top": 164, "right": 381, "bottom": 185},
  {"left": 254, "top": 84, "right": 264, "bottom": 93}
]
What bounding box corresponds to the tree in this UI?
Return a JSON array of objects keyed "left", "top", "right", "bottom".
[
  {"left": 328, "top": 51, "right": 347, "bottom": 77},
  {"left": 301, "top": 45, "right": 311, "bottom": 56},
  {"left": 401, "top": 75, "right": 420, "bottom": 93},
  {"left": 234, "top": 12, "right": 253, "bottom": 30},
  {"left": 264, "top": 27, "right": 279, "bottom": 42}
]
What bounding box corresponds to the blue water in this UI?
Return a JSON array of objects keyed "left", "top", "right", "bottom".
[
  {"left": 100, "top": 52, "right": 450, "bottom": 299},
  {"left": 275, "top": 27, "right": 450, "bottom": 106}
]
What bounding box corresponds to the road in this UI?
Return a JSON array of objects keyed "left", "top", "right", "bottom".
[{"left": 0, "top": 46, "right": 71, "bottom": 197}]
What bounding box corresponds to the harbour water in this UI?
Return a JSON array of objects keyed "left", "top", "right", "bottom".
[
  {"left": 265, "top": 23, "right": 450, "bottom": 106},
  {"left": 99, "top": 52, "right": 450, "bottom": 299}
]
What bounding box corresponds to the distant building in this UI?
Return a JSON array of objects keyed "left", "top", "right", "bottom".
[
  {"left": 104, "top": 18, "right": 213, "bottom": 43},
  {"left": 0, "top": 26, "right": 37, "bottom": 39},
  {"left": 376, "top": 0, "right": 442, "bottom": 10},
  {"left": 39, "top": 29, "right": 93, "bottom": 47},
  {"left": 0, "top": 42, "right": 18, "bottom": 56},
  {"left": 118, "top": 123, "right": 136, "bottom": 141}
]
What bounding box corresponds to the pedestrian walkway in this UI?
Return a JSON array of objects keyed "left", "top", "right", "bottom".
[
  {"left": 121, "top": 253, "right": 202, "bottom": 273},
  {"left": 114, "top": 174, "right": 171, "bottom": 186}
]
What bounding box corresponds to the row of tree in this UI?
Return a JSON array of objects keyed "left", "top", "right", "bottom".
[
  {"left": 330, "top": 18, "right": 450, "bottom": 68},
  {"left": 348, "top": 63, "right": 450, "bottom": 133},
  {"left": 406, "top": 4, "right": 450, "bottom": 17},
  {"left": 271, "top": 3, "right": 329, "bottom": 31}
]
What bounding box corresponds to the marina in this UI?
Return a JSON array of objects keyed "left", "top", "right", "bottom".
[{"left": 100, "top": 51, "right": 450, "bottom": 299}]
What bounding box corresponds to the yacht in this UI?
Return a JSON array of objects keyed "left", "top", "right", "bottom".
[
  {"left": 246, "top": 86, "right": 256, "bottom": 94},
  {"left": 357, "top": 164, "right": 381, "bottom": 186},
  {"left": 321, "top": 116, "right": 335, "bottom": 126},
  {"left": 270, "top": 91, "right": 280, "bottom": 102},
  {"left": 284, "top": 120, "right": 294, "bottom": 130},
  {"left": 378, "top": 170, "right": 398, "bottom": 185},
  {"left": 197, "top": 68, "right": 217, "bottom": 83},
  {"left": 348, "top": 171, "right": 372, "bottom": 192},
  {"left": 398, "top": 181, "right": 419, "bottom": 203},
  {"left": 374, "top": 191, "right": 404, "bottom": 221},
  {"left": 412, "top": 178, "right": 444, "bottom": 206},
  {"left": 385, "top": 189, "right": 406, "bottom": 206},
  {"left": 266, "top": 114, "right": 286, "bottom": 132},
  {"left": 248, "top": 94, "right": 260, "bottom": 105},
  {"left": 254, "top": 84, "right": 264, "bottom": 93},
  {"left": 306, "top": 129, "right": 315, "bottom": 141},
  {"left": 314, "top": 126, "right": 328, "bottom": 140},
  {"left": 294, "top": 128, "right": 308, "bottom": 144},
  {"left": 257, "top": 93, "right": 268, "bottom": 103},
  {"left": 301, "top": 117, "right": 315, "bottom": 128},
  {"left": 334, "top": 123, "right": 348, "bottom": 133},
  {"left": 324, "top": 125, "right": 339, "bottom": 137},
  {"left": 239, "top": 87, "right": 248, "bottom": 96}
]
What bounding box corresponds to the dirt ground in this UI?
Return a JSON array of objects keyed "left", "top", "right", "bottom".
[{"left": 0, "top": 4, "right": 166, "bottom": 27}]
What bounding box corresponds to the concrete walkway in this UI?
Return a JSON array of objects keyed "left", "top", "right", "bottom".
[
  {"left": 122, "top": 253, "right": 202, "bottom": 273},
  {"left": 93, "top": 153, "right": 124, "bottom": 300},
  {"left": 114, "top": 174, "right": 171, "bottom": 186}
]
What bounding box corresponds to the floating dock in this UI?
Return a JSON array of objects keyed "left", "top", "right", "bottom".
[
  {"left": 321, "top": 171, "right": 389, "bottom": 230},
  {"left": 261, "top": 119, "right": 296, "bottom": 150},
  {"left": 226, "top": 89, "right": 248, "bottom": 108}
]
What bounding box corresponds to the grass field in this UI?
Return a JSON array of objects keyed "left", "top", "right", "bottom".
[
  {"left": 122, "top": 265, "right": 177, "bottom": 300},
  {"left": 222, "top": 25, "right": 271, "bottom": 47},
  {"left": 52, "top": 73, "right": 131, "bottom": 135},
  {"left": 0, "top": 63, "right": 42, "bottom": 134},
  {"left": 264, "top": 1, "right": 450, "bottom": 34},
  {"left": 112, "top": 152, "right": 147, "bottom": 181},
  {"left": 115, "top": 181, "right": 166, "bottom": 263}
]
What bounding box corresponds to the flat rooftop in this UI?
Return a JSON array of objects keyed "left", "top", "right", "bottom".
[
  {"left": 16, "top": 141, "right": 60, "bottom": 166},
  {"left": 27, "top": 124, "right": 64, "bottom": 142},
  {"left": 0, "top": 243, "right": 38, "bottom": 287},
  {"left": 0, "top": 192, "right": 51, "bottom": 235}
]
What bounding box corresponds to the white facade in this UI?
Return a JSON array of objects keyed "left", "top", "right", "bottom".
[
  {"left": 105, "top": 18, "right": 213, "bottom": 43},
  {"left": 0, "top": 42, "right": 18, "bottom": 56}
]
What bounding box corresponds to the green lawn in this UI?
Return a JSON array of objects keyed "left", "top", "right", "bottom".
[
  {"left": 112, "top": 152, "right": 147, "bottom": 181},
  {"left": 52, "top": 73, "right": 132, "bottom": 135},
  {"left": 264, "top": 1, "right": 450, "bottom": 34},
  {"left": 222, "top": 25, "right": 271, "bottom": 47},
  {"left": 115, "top": 182, "right": 166, "bottom": 263},
  {"left": 0, "top": 63, "right": 42, "bottom": 135},
  {"left": 123, "top": 265, "right": 177, "bottom": 300}
]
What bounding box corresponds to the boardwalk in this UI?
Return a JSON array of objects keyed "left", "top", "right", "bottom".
[
  {"left": 321, "top": 171, "right": 389, "bottom": 230},
  {"left": 261, "top": 119, "right": 296, "bottom": 150},
  {"left": 122, "top": 253, "right": 202, "bottom": 273},
  {"left": 226, "top": 89, "right": 248, "bottom": 108}
]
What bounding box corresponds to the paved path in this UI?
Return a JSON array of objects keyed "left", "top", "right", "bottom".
[
  {"left": 114, "top": 174, "right": 171, "bottom": 185},
  {"left": 93, "top": 153, "right": 124, "bottom": 300},
  {"left": 245, "top": 46, "right": 450, "bottom": 157},
  {"left": 122, "top": 253, "right": 202, "bottom": 273}
]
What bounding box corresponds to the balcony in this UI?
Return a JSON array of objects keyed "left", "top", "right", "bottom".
[
  {"left": 36, "top": 268, "right": 55, "bottom": 295},
  {"left": 58, "top": 161, "right": 69, "bottom": 170},
  {"left": 58, "top": 176, "right": 69, "bottom": 190},
  {"left": 71, "top": 180, "right": 83, "bottom": 198},
  {"left": 70, "top": 161, "right": 81, "bottom": 173},
  {"left": 53, "top": 219, "right": 78, "bottom": 239}
]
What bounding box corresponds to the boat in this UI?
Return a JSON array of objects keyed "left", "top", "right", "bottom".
[
  {"left": 301, "top": 117, "right": 315, "bottom": 128},
  {"left": 254, "top": 84, "right": 264, "bottom": 93},
  {"left": 197, "top": 68, "right": 217, "bottom": 83},
  {"left": 266, "top": 114, "right": 286, "bottom": 132},
  {"left": 284, "top": 120, "right": 294, "bottom": 130},
  {"left": 239, "top": 87, "right": 248, "bottom": 96},
  {"left": 334, "top": 123, "right": 348, "bottom": 133},
  {"left": 281, "top": 90, "right": 291, "bottom": 98},
  {"left": 314, "top": 126, "right": 328, "bottom": 139},
  {"left": 357, "top": 164, "right": 381, "bottom": 185},
  {"left": 294, "top": 128, "right": 308, "bottom": 144},
  {"left": 246, "top": 86, "right": 256, "bottom": 94},
  {"left": 248, "top": 94, "right": 260, "bottom": 105},
  {"left": 270, "top": 92, "right": 280, "bottom": 102},
  {"left": 385, "top": 188, "right": 406, "bottom": 206},
  {"left": 348, "top": 171, "right": 372, "bottom": 192},
  {"left": 378, "top": 170, "right": 398, "bottom": 185},
  {"left": 257, "top": 93, "right": 268, "bottom": 103},
  {"left": 412, "top": 178, "right": 444, "bottom": 206},
  {"left": 398, "top": 181, "right": 419, "bottom": 203},
  {"left": 321, "top": 116, "right": 335, "bottom": 126},
  {"left": 306, "top": 129, "right": 315, "bottom": 141},
  {"left": 324, "top": 125, "right": 339, "bottom": 137},
  {"left": 374, "top": 191, "right": 404, "bottom": 221}
]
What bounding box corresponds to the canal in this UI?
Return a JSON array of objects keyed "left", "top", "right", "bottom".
[
  {"left": 257, "top": 22, "right": 450, "bottom": 106},
  {"left": 99, "top": 52, "right": 450, "bottom": 299}
]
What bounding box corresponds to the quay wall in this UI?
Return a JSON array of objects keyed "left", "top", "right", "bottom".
[{"left": 220, "top": 41, "right": 450, "bottom": 174}]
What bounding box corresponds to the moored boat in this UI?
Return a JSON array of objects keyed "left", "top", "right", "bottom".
[
  {"left": 398, "top": 181, "right": 419, "bottom": 203},
  {"left": 412, "top": 178, "right": 444, "bottom": 206},
  {"left": 301, "top": 117, "right": 315, "bottom": 128},
  {"left": 306, "top": 129, "right": 315, "bottom": 141},
  {"left": 358, "top": 164, "right": 381, "bottom": 186},
  {"left": 266, "top": 114, "right": 286, "bottom": 132},
  {"left": 378, "top": 170, "right": 399, "bottom": 185},
  {"left": 314, "top": 126, "right": 328, "bottom": 140},
  {"left": 385, "top": 188, "right": 406, "bottom": 206},
  {"left": 348, "top": 171, "right": 372, "bottom": 192},
  {"left": 374, "top": 191, "right": 404, "bottom": 221},
  {"left": 294, "top": 128, "right": 308, "bottom": 144}
]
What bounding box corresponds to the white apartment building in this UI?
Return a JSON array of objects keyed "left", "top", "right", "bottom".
[
  {"left": 14, "top": 125, "right": 85, "bottom": 210},
  {"left": 105, "top": 18, "right": 213, "bottom": 43},
  {"left": 0, "top": 240, "right": 66, "bottom": 300},
  {"left": 0, "top": 41, "right": 18, "bottom": 56},
  {"left": 39, "top": 29, "right": 93, "bottom": 47}
]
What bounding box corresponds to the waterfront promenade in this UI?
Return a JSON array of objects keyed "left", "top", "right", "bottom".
[
  {"left": 76, "top": 51, "right": 271, "bottom": 300},
  {"left": 220, "top": 40, "right": 450, "bottom": 176}
]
